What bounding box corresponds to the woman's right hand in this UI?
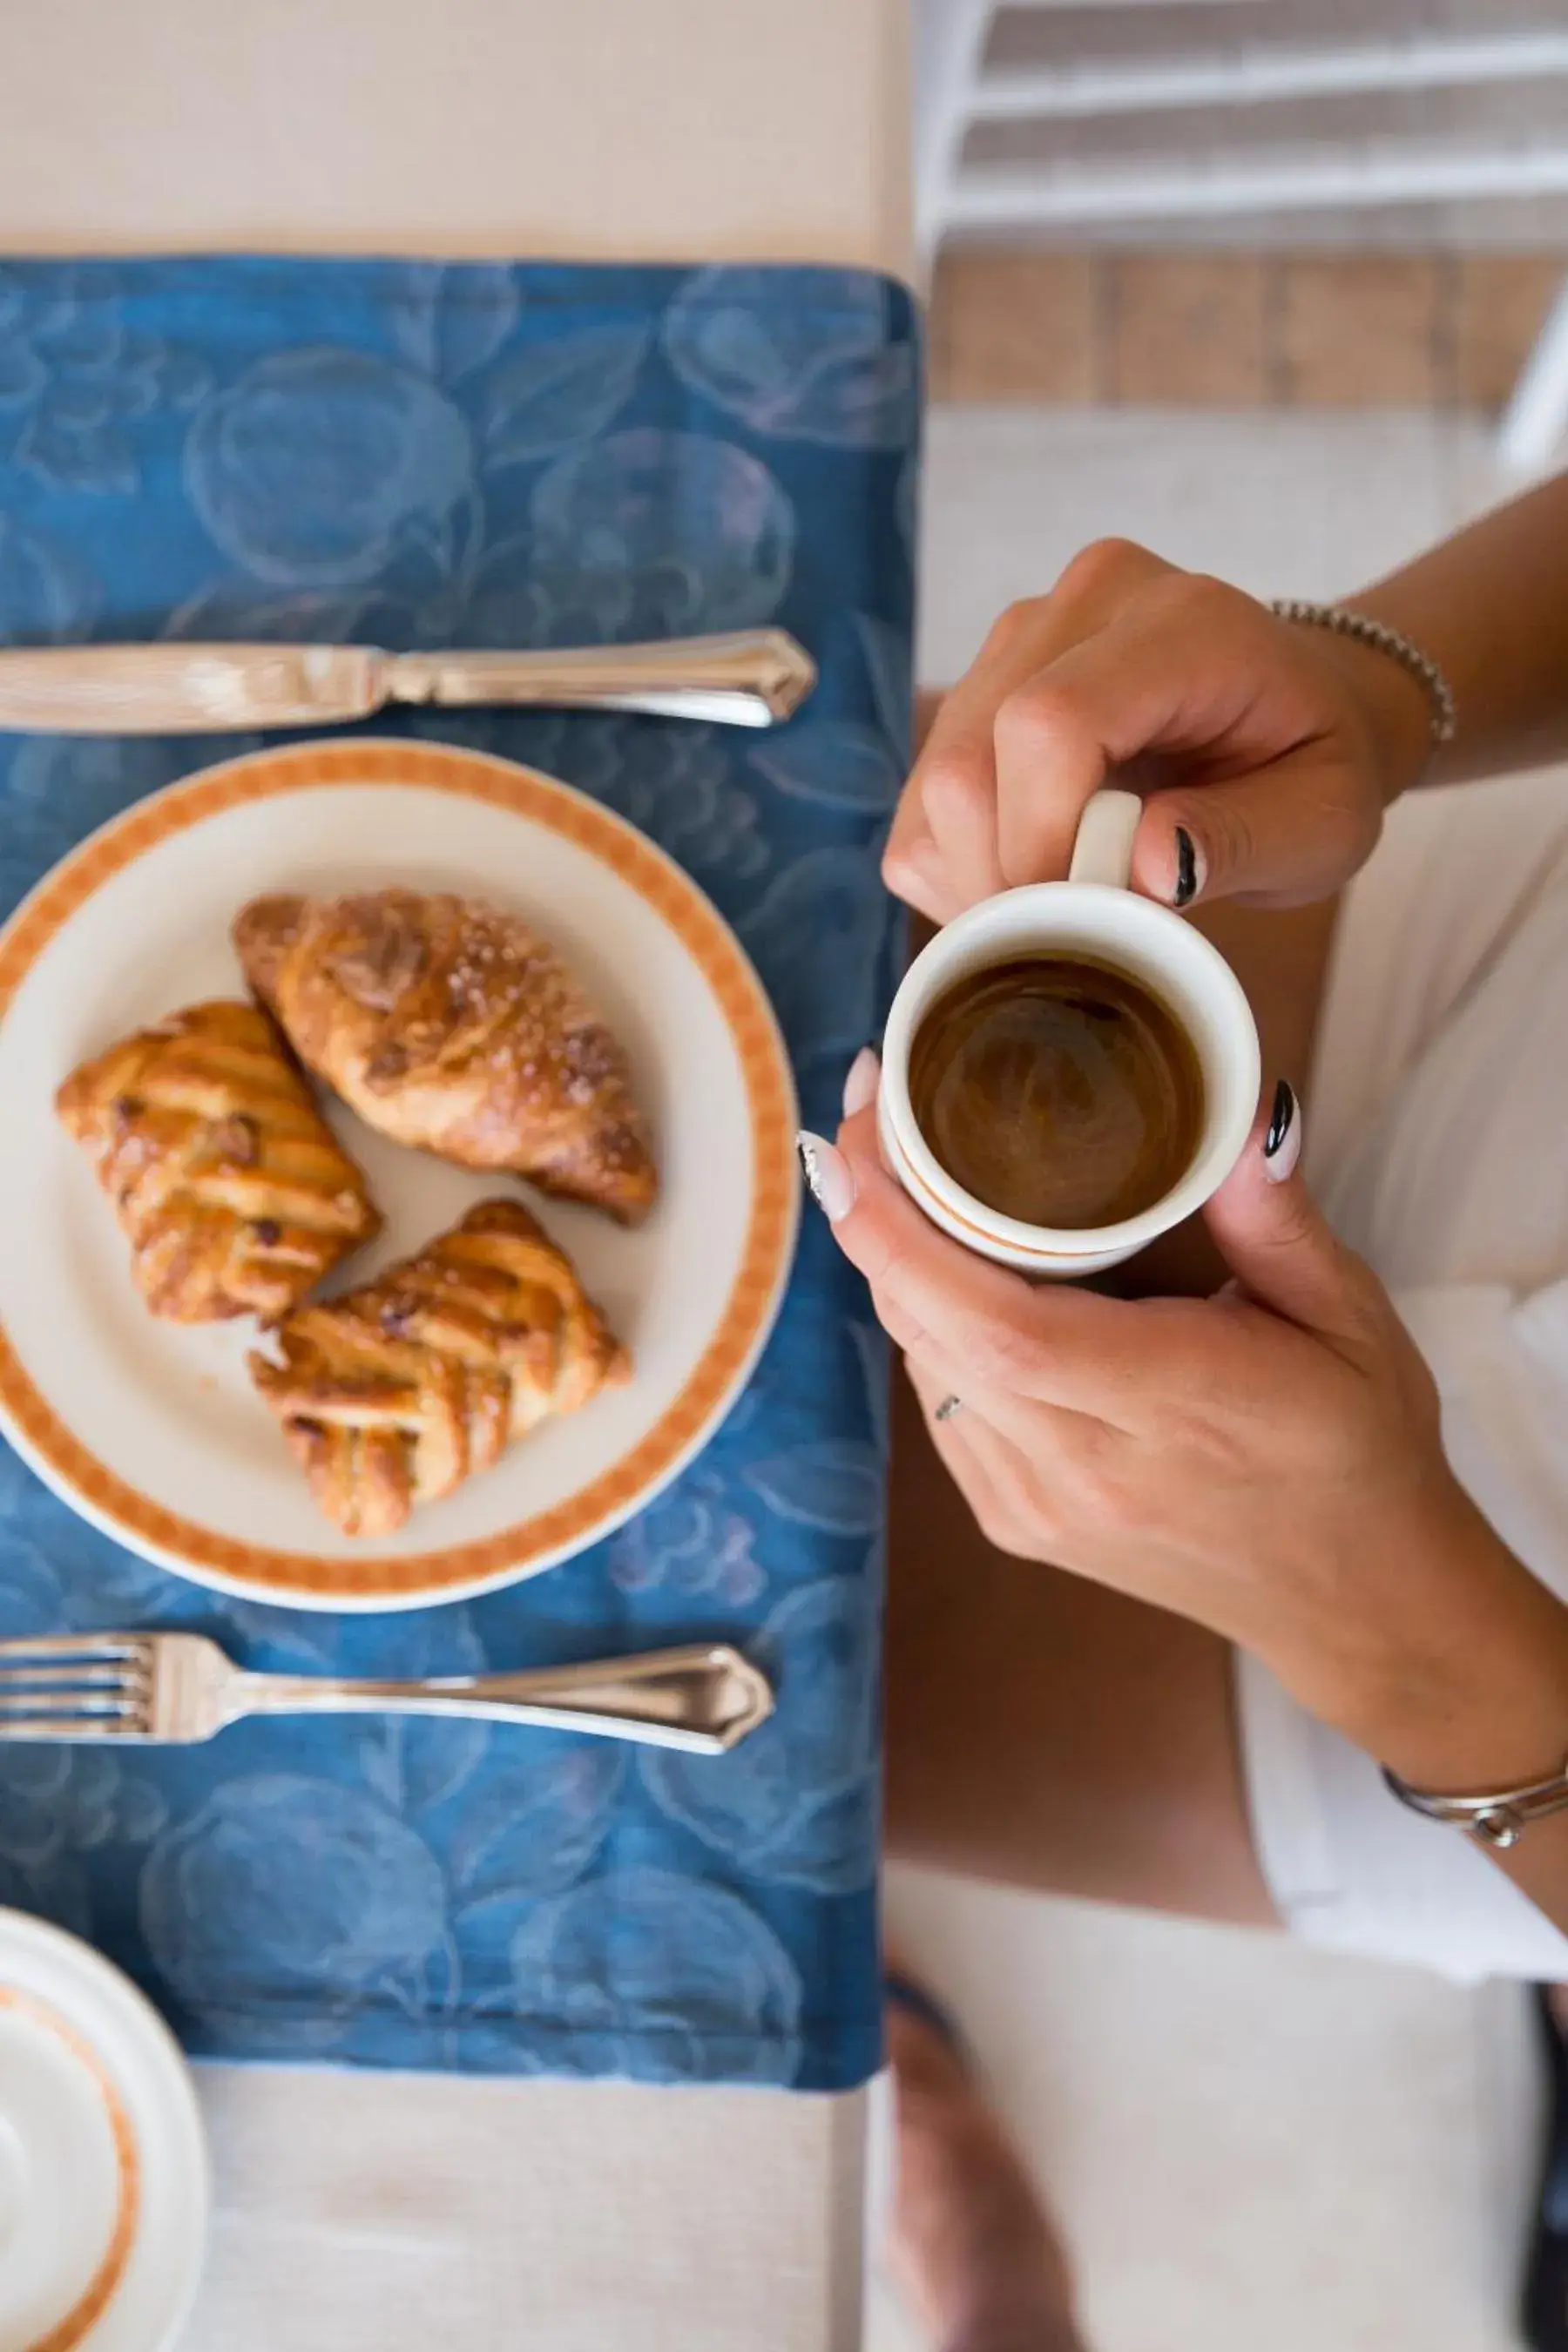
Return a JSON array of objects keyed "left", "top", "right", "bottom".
[
  {"left": 889, "top": 538, "right": 1436, "bottom": 922},
  {"left": 813, "top": 1073, "right": 1568, "bottom": 1794}
]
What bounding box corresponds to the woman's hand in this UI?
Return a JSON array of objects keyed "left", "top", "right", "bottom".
[
  {"left": 889, "top": 538, "right": 1435, "bottom": 923},
  {"left": 806, "top": 1065, "right": 1568, "bottom": 1788}
]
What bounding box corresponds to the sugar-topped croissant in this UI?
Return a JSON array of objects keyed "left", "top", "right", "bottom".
[
  {"left": 248, "top": 1198, "right": 629, "bottom": 1537},
  {"left": 233, "top": 889, "right": 658, "bottom": 1225},
  {"left": 57, "top": 1000, "right": 381, "bottom": 1322}
]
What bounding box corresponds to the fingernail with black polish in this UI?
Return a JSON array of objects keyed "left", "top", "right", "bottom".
[
  {"left": 1173, "top": 828, "right": 1201, "bottom": 909},
  {"left": 1262, "top": 1079, "right": 1302, "bottom": 1183}
]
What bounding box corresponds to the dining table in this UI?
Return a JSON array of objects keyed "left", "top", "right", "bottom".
[{"left": 0, "top": 6, "right": 913, "bottom": 2350}]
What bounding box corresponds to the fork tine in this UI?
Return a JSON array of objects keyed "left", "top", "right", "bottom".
[
  {"left": 0, "top": 1692, "right": 139, "bottom": 1716},
  {"left": 0, "top": 1633, "right": 145, "bottom": 1660},
  {"left": 0, "top": 1715, "right": 137, "bottom": 1739},
  {"left": 0, "top": 1632, "right": 157, "bottom": 1739},
  {"left": 0, "top": 1663, "right": 139, "bottom": 1690}
]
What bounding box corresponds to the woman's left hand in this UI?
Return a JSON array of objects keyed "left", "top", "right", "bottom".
[{"left": 808, "top": 1064, "right": 1568, "bottom": 1784}]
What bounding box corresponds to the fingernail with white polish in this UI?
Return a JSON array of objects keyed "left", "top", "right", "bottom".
[
  {"left": 842, "top": 1047, "right": 881, "bottom": 1119},
  {"left": 1262, "top": 1079, "right": 1302, "bottom": 1182},
  {"left": 798, "top": 1132, "right": 856, "bottom": 1222}
]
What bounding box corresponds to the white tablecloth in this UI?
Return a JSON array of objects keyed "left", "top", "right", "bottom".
[{"left": 191, "top": 2066, "right": 868, "bottom": 2352}]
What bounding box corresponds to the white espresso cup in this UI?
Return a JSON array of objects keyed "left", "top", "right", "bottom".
[{"left": 877, "top": 789, "right": 1261, "bottom": 1276}]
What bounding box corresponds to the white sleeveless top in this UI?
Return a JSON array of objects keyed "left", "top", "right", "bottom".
[{"left": 1238, "top": 765, "right": 1568, "bottom": 1981}]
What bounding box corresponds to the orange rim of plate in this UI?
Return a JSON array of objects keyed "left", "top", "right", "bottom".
[
  {"left": 0, "top": 739, "right": 797, "bottom": 1603},
  {"left": 0, "top": 1985, "right": 140, "bottom": 2352}
]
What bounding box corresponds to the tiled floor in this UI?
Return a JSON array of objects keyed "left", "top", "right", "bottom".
[
  {"left": 869, "top": 403, "right": 1552, "bottom": 2352},
  {"left": 927, "top": 250, "right": 1564, "bottom": 411},
  {"left": 869, "top": 1874, "right": 1544, "bottom": 2352},
  {"left": 916, "top": 404, "right": 1504, "bottom": 684}
]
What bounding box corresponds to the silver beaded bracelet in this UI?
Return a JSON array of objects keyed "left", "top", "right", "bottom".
[{"left": 1269, "top": 597, "right": 1457, "bottom": 748}]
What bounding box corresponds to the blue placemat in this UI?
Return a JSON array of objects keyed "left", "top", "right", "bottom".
[{"left": 0, "top": 257, "right": 918, "bottom": 2091}]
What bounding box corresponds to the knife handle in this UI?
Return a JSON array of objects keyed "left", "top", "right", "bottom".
[{"left": 385, "top": 629, "right": 816, "bottom": 729}]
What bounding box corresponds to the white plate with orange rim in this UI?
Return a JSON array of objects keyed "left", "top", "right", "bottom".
[
  {"left": 0, "top": 1909, "right": 207, "bottom": 2352},
  {"left": 0, "top": 739, "right": 799, "bottom": 1611}
]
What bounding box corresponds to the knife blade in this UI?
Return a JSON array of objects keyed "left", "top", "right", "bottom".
[{"left": 0, "top": 628, "right": 817, "bottom": 733}]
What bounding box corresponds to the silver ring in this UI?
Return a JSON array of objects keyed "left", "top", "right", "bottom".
[{"left": 933, "top": 1395, "right": 963, "bottom": 1423}]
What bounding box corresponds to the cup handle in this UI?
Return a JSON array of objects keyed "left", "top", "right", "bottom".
[{"left": 1067, "top": 788, "right": 1143, "bottom": 889}]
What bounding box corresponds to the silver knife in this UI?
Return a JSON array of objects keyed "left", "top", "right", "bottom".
[{"left": 0, "top": 627, "right": 816, "bottom": 733}]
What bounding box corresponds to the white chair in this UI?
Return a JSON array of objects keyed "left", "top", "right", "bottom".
[{"left": 913, "top": 0, "right": 1568, "bottom": 467}]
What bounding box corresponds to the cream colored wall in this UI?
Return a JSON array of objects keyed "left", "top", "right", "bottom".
[{"left": 0, "top": 0, "right": 911, "bottom": 273}]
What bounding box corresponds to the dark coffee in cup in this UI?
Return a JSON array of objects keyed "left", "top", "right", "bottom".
[{"left": 908, "top": 953, "right": 1205, "bottom": 1229}]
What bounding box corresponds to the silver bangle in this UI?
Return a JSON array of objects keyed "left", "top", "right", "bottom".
[
  {"left": 1382, "top": 1753, "right": 1568, "bottom": 1850},
  {"left": 1269, "top": 598, "right": 1456, "bottom": 749}
]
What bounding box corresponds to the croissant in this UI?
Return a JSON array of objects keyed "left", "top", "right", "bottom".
[
  {"left": 57, "top": 1000, "right": 381, "bottom": 1323},
  {"left": 248, "top": 1198, "right": 629, "bottom": 1537},
  {"left": 233, "top": 889, "right": 658, "bottom": 1224}
]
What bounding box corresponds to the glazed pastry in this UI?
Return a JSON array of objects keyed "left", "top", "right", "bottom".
[
  {"left": 233, "top": 889, "right": 657, "bottom": 1224},
  {"left": 248, "top": 1198, "right": 629, "bottom": 1537},
  {"left": 57, "top": 1000, "right": 381, "bottom": 1322}
]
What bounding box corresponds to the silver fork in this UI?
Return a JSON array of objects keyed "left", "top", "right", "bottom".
[{"left": 0, "top": 1632, "right": 774, "bottom": 1756}]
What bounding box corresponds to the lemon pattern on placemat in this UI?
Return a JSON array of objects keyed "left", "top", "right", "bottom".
[{"left": 0, "top": 255, "right": 916, "bottom": 2092}]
